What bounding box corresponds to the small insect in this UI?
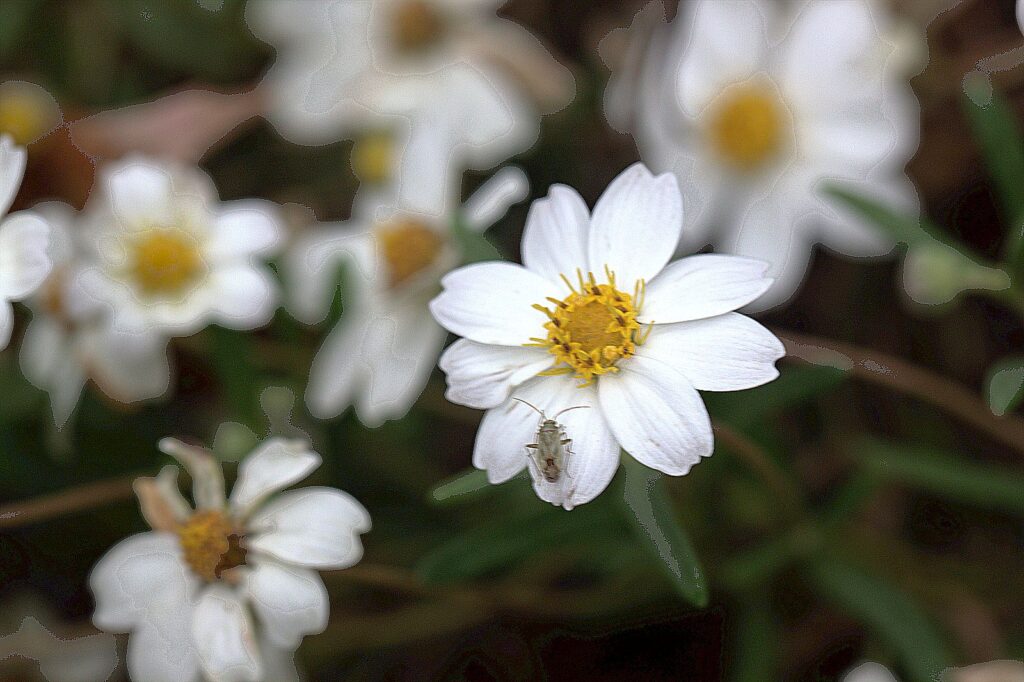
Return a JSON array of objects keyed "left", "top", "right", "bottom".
[{"left": 513, "top": 398, "right": 590, "bottom": 484}]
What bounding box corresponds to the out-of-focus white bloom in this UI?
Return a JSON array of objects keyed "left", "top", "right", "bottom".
[
  {"left": 1019, "top": 0, "right": 1024, "bottom": 37},
  {"left": 843, "top": 662, "right": 900, "bottom": 682},
  {"left": 944, "top": 660, "right": 1024, "bottom": 682},
  {"left": 429, "top": 164, "right": 783, "bottom": 509},
  {"left": 287, "top": 165, "right": 528, "bottom": 427},
  {"left": 20, "top": 203, "right": 170, "bottom": 429},
  {"left": 90, "top": 437, "right": 370, "bottom": 682},
  {"left": 607, "top": 0, "right": 920, "bottom": 309},
  {"left": 902, "top": 240, "right": 1010, "bottom": 307},
  {"left": 0, "top": 593, "right": 119, "bottom": 682},
  {"left": 0, "top": 80, "right": 62, "bottom": 145},
  {"left": 246, "top": 0, "right": 574, "bottom": 179},
  {"left": 78, "top": 156, "right": 283, "bottom": 336},
  {"left": 0, "top": 134, "right": 51, "bottom": 350}
]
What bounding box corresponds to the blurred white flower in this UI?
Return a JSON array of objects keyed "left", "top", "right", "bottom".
[
  {"left": 246, "top": 0, "right": 574, "bottom": 178},
  {"left": 1019, "top": 0, "right": 1024, "bottom": 37},
  {"left": 429, "top": 164, "right": 783, "bottom": 509},
  {"left": 607, "top": 0, "right": 920, "bottom": 309},
  {"left": 287, "top": 166, "right": 528, "bottom": 427},
  {"left": 20, "top": 202, "right": 170, "bottom": 429},
  {"left": 902, "top": 240, "right": 1010, "bottom": 307},
  {"left": 77, "top": 156, "right": 283, "bottom": 336},
  {"left": 0, "top": 80, "right": 62, "bottom": 146},
  {"left": 0, "top": 134, "right": 51, "bottom": 350},
  {"left": 843, "top": 662, "right": 900, "bottom": 682},
  {"left": 90, "top": 436, "right": 370, "bottom": 682}
]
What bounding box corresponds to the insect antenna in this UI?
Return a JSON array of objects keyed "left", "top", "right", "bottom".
[
  {"left": 552, "top": 405, "right": 591, "bottom": 420},
  {"left": 512, "top": 397, "right": 546, "bottom": 417}
]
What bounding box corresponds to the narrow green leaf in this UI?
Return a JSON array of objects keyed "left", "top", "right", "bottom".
[
  {"left": 985, "top": 356, "right": 1024, "bottom": 417},
  {"left": 709, "top": 365, "right": 846, "bottom": 428},
  {"left": 209, "top": 326, "right": 261, "bottom": 429},
  {"left": 856, "top": 439, "right": 1024, "bottom": 517},
  {"left": 452, "top": 214, "right": 503, "bottom": 264},
  {"left": 429, "top": 468, "right": 495, "bottom": 505},
  {"left": 962, "top": 83, "right": 1024, "bottom": 267},
  {"left": 822, "top": 184, "right": 947, "bottom": 247},
  {"left": 620, "top": 457, "right": 708, "bottom": 607},
  {"left": 730, "top": 594, "right": 778, "bottom": 682},
  {"left": 807, "top": 558, "right": 952, "bottom": 682},
  {"left": 720, "top": 526, "right": 819, "bottom": 592}
]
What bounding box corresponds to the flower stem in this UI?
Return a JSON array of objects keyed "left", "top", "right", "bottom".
[{"left": 0, "top": 473, "right": 140, "bottom": 529}]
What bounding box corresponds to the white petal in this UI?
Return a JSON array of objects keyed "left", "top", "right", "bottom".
[
  {"left": 193, "top": 585, "right": 262, "bottom": 682},
  {"left": 0, "top": 212, "right": 52, "bottom": 300},
  {"left": 528, "top": 381, "right": 620, "bottom": 510},
  {"left": 587, "top": 163, "right": 682, "bottom": 287},
  {"left": 126, "top": 613, "right": 199, "bottom": 682},
  {"left": 245, "top": 557, "right": 328, "bottom": 650},
  {"left": 462, "top": 166, "right": 530, "bottom": 233},
  {"left": 103, "top": 159, "right": 176, "bottom": 226},
  {"left": 207, "top": 264, "right": 278, "bottom": 330},
  {"left": 229, "top": 439, "right": 321, "bottom": 517},
  {"left": 0, "top": 301, "right": 12, "bottom": 350},
  {"left": 642, "top": 254, "right": 773, "bottom": 323},
  {"left": 210, "top": 200, "right": 284, "bottom": 260},
  {"left": 82, "top": 326, "right": 171, "bottom": 404},
  {"left": 0, "top": 135, "right": 26, "bottom": 216},
  {"left": 353, "top": 301, "right": 447, "bottom": 427},
  {"left": 284, "top": 225, "right": 376, "bottom": 326},
  {"left": 88, "top": 532, "right": 193, "bottom": 632},
  {"left": 675, "top": 0, "right": 772, "bottom": 116},
  {"left": 599, "top": 355, "right": 713, "bottom": 475},
  {"left": 438, "top": 338, "right": 552, "bottom": 410},
  {"left": 429, "top": 262, "right": 555, "bottom": 346},
  {"left": 520, "top": 184, "right": 590, "bottom": 282},
  {"left": 247, "top": 487, "right": 371, "bottom": 569},
  {"left": 20, "top": 317, "right": 86, "bottom": 428},
  {"left": 842, "top": 662, "right": 899, "bottom": 682},
  {"left": 639, "top": 313, "right": 784, "bottom": 391},
  {"left": 305, "top": 309, "right": 369, "bottom": 420}
]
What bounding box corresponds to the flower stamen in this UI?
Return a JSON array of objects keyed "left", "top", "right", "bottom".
[
  {"left": 128, "top": 227, "right": 206, "bottom": 298},
  {"left": 177, "top": 510, "right": 246, "bottom": 582}
]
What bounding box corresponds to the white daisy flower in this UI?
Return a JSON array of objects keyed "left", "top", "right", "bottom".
[
  {"left": 90, "top": 436, "right": 370, "bottom": 682},
  {"left": 20, "top": 202, "right": 170, "bottom": 429},
  {"left": 0, "top": 134, "right": 51, "bottom": 350},
  {"left": 607, "top": 0, "right": 920, "bottom": 309},
  {"left": 429, "top": 163, "right": 784, "bottom": 509},
  {"left": 246, "top": 0, "right": 574, "bottom": 173},
  {"left": 77, "top": 156, "right": 283, "bottom": 336},
  {"left": 286, "top": 166, "right": 528, "bottom": 427}
]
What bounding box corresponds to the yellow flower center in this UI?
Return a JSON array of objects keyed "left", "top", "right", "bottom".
[
  {"left": 128, "top": 228, "right": 206, "bottom": 298},
  {"left": 707, "top": 82, "right": 786, "bottom": 171},
  {"left": 0, "top": 92, "right": 53, "bottom": 145},
  {"left": 351, "top": 132, "right": 394, "bottom": 185},
  {"left": 391, "top": 0, "right": 445, "bottom": 53},
  {"left": 375, "top": 219, "right": 443, "bottom": 287},
  {"left": 529, "top": 269, "right": 650, "bottom": 387},
  {"left": 177, "top": 510, "right": 247, "bottom": 582}
]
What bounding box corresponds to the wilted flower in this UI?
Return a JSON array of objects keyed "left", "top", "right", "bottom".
[
  {"left": 20, "top": 202, "right": 170, "bottom": 429},
  {"left": 287, "top": 166, "right": 528, "bottom": 427},
  {"left": 90, "top": 436, "right": 370, "bottom": 682},
  {"left": 246, "top": 0, "right": 574, "bottom": 181},
  {"left": 77, "top": 156, "right": 283, "bottom": 336},
  {"left": 430, "top": 164, "right": 784, "bottom": 509},
  {"left": 606, "top": 0, "right": 920, "bottom": 308},
  {"left": 0, "top": 134, "right": 51, "bottom": 350},
  {"left": 0, "top": 81, "right": 62, "bottom": 146}
]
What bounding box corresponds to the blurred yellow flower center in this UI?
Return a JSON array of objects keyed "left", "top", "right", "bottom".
[
  {"left": 352, "top": 132, "right": 394, "bottom": 185},
  {"left": 529, "top": 269, "right": 650, "bottom": 387},
  {"left": 177, "top": 510, "right": 246, "bottom": 582},
  {"left": 707, "top": 83, "right": 785, "bottom": 170},
  {"left": 375, "top": 219, "right": 443, "bottom": 287},
  {"left": 0, "top": 93, "right": 51, "bottom": 145},
  {"left": 128, "top": 228, "right": 206, "bottom": 297},
  {"left": 391, "top": 0, "right": 445, "bottom": 53}
]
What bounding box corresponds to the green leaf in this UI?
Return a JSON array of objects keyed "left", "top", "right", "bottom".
[
  {"left": 730, "top": 594, "right": 778, "bottom": 682},
  {"left": 0, "top": 0, "right": 41, "bottom": 58},
  {"left": 620, "top": 457, "right": 708, "bottom": 607},
  {"left": 962, "top": 81, "right": 1024, "bottom": 268},
  {"left": 986, "top": 356, "right": 1024, "bottom": 417},
  {"left": 822, "top": 184, "right": 946, "bottom": 247},
  {"left": 429, "top": 468, "right": 496, "bottom": 505},
  {"left": 720, "top": 526, "right": 819, "bottom": 592},
  {"left": 807, "top": 558, "right": 952, "bottom": 682},
  {"left": 708, "top": 365, "right": 846, "bottom": 428},
  {"left": 856, "top": 439, "right": 1024, "bottom": 516},
  {"left": 209, "top": 326, "right": 261, "bottom": 429},
  {"left": 452, "top": 214, "right": 503, "bottom": 264}
]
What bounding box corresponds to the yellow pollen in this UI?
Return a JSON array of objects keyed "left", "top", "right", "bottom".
[
  {"left": 176, "top": 510, "right": 247, "bottom": 582},
  {"left": 391, "top": 0, "right": 445, "bottom": 53},
  {"left": 707, "top": 82, "right": 785, "bottom": 171},
  {"left": 530, "top": 268, "right": 649, "bottom": 387},
  {"left": 128, "top": 228, "right": 206, "bottom": 297},
  {"left": 351, "top": 132, "right": 394, "bottom": 185},
  {"left": 375, "top": 219, "right": 443, "bottom": 287},
  {"left": 0, "top": 92, "right": 53, "bottom": 145}
]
